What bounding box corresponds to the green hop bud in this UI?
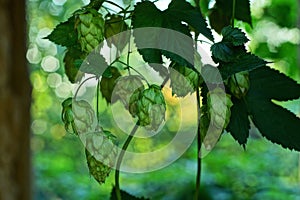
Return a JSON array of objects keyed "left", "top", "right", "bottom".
[
  {"left": 84, "top": 130, "right": 118, "bottom": 184},
  {"left": 113, "top": 75, "right": 145, "bottom": 109},
  {"left": 61, "top": 98, "right": 96, "bottom": 135},
  {"left": 104, "top": 14, "right": 129, "bottom": 50},
  {"left": 169, "top": 62, "right": 200, "bottom": 97},
  {"left": 207, "top": 87, "right": 233, "bottom": 129},
  {"left": 129, "top": 85, "right": 166, "bottom": 131},
  {"left": 228, "top": 72, "right": 250, "bottom": 99},
  {"left": 85, "top": 149, "right": 112, "bottom": 184},
  {"left": 62, "top": 98, "right": 76, "bottom": 134},
  {"left": 75, "top": 8, "right": 105, "bottom": 53},
  {"left": 100, "top": 67, "right": 122, "bottom": 104}
]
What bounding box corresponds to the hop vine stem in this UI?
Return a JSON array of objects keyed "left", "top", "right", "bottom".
[
  {"left": 195, "top": 87, "right": 202, "bottom": 200},
  {"left": 115, "top": 123, "right": 139, "bottom": 200}
]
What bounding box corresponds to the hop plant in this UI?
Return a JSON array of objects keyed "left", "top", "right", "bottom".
[
  {"left": 84, "top": 130, "right": 118, "bottom": 184},
  {"left": 113, "top": 75, "right": 145, "bottom": 109},
  {"left": 169, "top": 62, "right": 200, "bottom": 97},
  {"left": 75, "top": 8, "right": 105, "bottom": 53},
  {"left": 129, "top": 84, "right": 166, "bottom": 131},
  {"left": 207, "top": 87, "right": 233, "bottom": 130},
  {"left": 228, "top": 72, "right": 250, "bottom": 99}
]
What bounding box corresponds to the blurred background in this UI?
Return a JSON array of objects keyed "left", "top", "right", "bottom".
[{"left": 25, "top": 0, "right": 300, "bottom": 199}]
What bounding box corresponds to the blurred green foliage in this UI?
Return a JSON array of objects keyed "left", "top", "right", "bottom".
[{"left": 27, "top": 0, "right": 300, "bottom": 199}]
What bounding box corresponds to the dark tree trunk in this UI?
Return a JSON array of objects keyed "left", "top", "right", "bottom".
[{"left": 0, "top": 0, "right": 31, "bottom": 199}]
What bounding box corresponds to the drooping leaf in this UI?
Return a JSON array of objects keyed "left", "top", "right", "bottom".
[
  {"left": 208, "top": 8, "right": 231, "bottom": 34},
  {"left": 104, "top": 14, "right": 129, "bottom": 51},
  {"left": 133, "top": 1, "right": 198, "bottom": 74},
  {"left": 248, "top": 66, "right": 300, "bottom": 101},
  {"left": 132, "top": 1, "right": 166, "bottom": 76},
  {"left": 80, "top": 51, "right": 109, "bottom": 77},
  {"left": 218, "top": 54, "right": 268, "bottom": 79},
  {"left": 247, "top": 99, "right": 300, "bottom": 151},
  {"left": 221, "top": 26, "right": 249, "bottom": 46},
  {"left": 246, "top": 66, "right": 300, "bottom": 151},
  {"left": 167, "top": 0, "right": 214, "bottom": 41},
  {"left": 110, "top": 187, "right": 149, "bottom": 200},
  {"left": 211, "top": 42, "right": 246, "bottom": 63},
  {"left": 209, "top": 0, "right": 252, "bottom": 33},
  {"left": 226, "top": 97, "right": 250, "bottom": 146},
  {"left": 201, "top": 64, "right": 223, "bottom": 84},
  {"left": 63, "top": 46, "right": 85, "bottom": 83},
  {"left": 46, "top": 16, "right": 78, "bottom": 47},
  {"left": 100, "top": 67, "right": 122, "bottom": 104}
]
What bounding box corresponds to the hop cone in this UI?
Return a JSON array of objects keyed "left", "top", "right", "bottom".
[
  {"left": 113, "top": 75, "right": 145, "bottom": 109},
  {"left": 61, "top": 98, "right": 96, "bottom": 135},
  {"left": 100, "top": 67, "right": 121, "bottom": 104},
  {"left": 207, "top": 87, "right": 233, "bottom": 130},
  {"left": 61, "top": 98, "right": 76, "bottom": 134},
  {"left": 129, "top": 85, "right": 166, "bottom": 131},
  {"left": 84, "top": 130, "right": 118, "bottom": 184},
  {"left": 170, "top": 62, "right": 200, "bottom": 97},
  {"left": 75, "top": 8, "right": 105, "bottom": 53},
  {"left": 228, "top": 72, "right": 250, "bottom": 99}
]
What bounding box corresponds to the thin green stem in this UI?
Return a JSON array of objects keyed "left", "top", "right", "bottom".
[
  {"left": 194, "top": 88, "right": 202, "bottom": 200},
  {"left": 117, "top": 60, "right": 149, "bottom": 85},
  {"left": 231, "top": 0, "right": 237, "bottom": 26},
  {"left": 115, "top": 124, "right": 139, "bottom": 200},
  {"left": 96, "top": 79, "right": 100, "bottom": 124},
  {"left": 197, "top": 40, "right": 213, "bottom": 46},
  {"left": 74, "top": 76, "right": 97, "bottom": 99},
  {"left": 104, "top": 0, "right": 125, "bottom": 11}
]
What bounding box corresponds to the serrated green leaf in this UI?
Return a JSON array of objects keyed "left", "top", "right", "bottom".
[
  {"left": 247, "top": 99, "right": 300, "bottom": 151},
  {"left": 248, "top": 66, "right": 300, "bottom": 101},
  {"left": 167, "top": 0, "right": 214, "bottom": 41},
  {"left": 46, "top": 16, "right": 78, "bottom": 47},
  {"left": 201, "top": 64, "right": 223, "bottom": 84},
  {"left": 226, "top": 98, "right": 250, "bottom": 146},
  {"left": 63, "top": 46, "right": 86, "bottom": 83},
  {"left": 221, "top": 26, "right": 249, "bottom": 46},
  {"left": 80, "top": 51, "right": 108, "bottom": 77},
  {"left": 245, "top": 66, "right": 300, "bottom": 151},
  {"left": 209, "top": 0, "right": 251, "bottom": 33},
  {"left": 218, "top": 54, "right": 267, "bottom": 79},
  {"left": 110, "top": 187, "right": 149, "bottom": 200},
  {"left": 132, "top": 1, "right": 166, "bottom": 76},
  {"left": 132, "top": 1, "right": 195, "bottom": 75},
  {"left": 211, "top": 42, "right": 246, "bottom": 63},
  {"left": 100, "top": 67, "right": 121, "bottom": 104}
]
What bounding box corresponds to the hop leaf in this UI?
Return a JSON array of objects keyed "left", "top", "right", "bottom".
[
  {"left": 129, "top": 85, "right": 166, "bottom": 131},
  {"left": 63, "top": 47, "right": 86, "bottom": 83},
  {"left": 104, "top": 14, "right": 129, "bottom": 50},
  {"left": 100, "top": 67, "right": 122, "bottom": 104},
  {"left": 228, "top": 71, "right": 250, "bottom": 99},
  {"left": 207, "top": 87, "right": 233, "bottom": 130},
  {"left": 169, "top": 62, "right": 200, "bottom": 97},
  {"left": 75, "top": 8, "right": 105, "bottom": 53},
  {"left": 113, "top": 75, "right": 145, "bottom": 109}
]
